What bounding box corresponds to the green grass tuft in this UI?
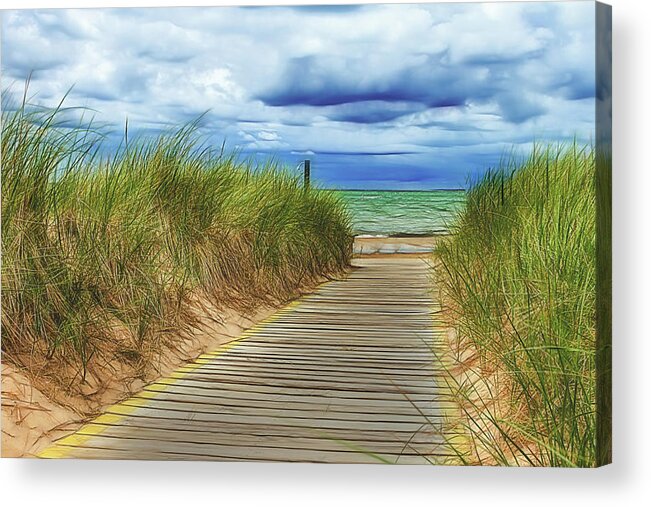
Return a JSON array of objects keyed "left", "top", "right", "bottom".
[
  {"left": 435, "top": 143, "right": 598, "bottom": 467},
  {"left": 1, "top": 94, "right": 353, "bottom": 375}
]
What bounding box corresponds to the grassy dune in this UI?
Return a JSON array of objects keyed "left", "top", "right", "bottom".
[
  {"left": 435, "top": 144, "right": 600, "bottom": 467},
  {"left": 1, "top": 98, "right": 352, "bottom": 377}
]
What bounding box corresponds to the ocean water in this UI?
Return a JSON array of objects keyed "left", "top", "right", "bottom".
[{"left": 336, "top": 190, "right": 466, "bottom": 237}]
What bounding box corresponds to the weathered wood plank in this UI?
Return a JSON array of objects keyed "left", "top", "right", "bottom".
[
  {"left": 53, "top": 441, "right": 446, "bottom": 464},
  {"left": 152, "top": 377, "right": 450, "bottom": 402},
  {"left": 176, "top": 365, "right": 439, "bottom": 385},
  {"left": 197, "top": 349, "right": 438, "bottom": 364},
  {"left": 184, "top": 360, "right": 437, "bottom": 377},
  {"left": 73, "top": 424, "right": 449, "bottom": 456},
  {"left": 103, "top": 404, "right": 436, "bottom": 432},
  {"left": 117, "top": 397, "right": 441, "bottom": 424},
  {"left": 167, "top": 374, "right": 439, "bottom": 394},
  {"left": 88, "top": 412, "right": 447, "bottom": 443},
  {"left": 140, "top": 386, "right": 452, "bottom": 413},
  {"left": 64, "top": 433, "right": 450, "bottom": 463},
  {"left": 198, "top": 357, "right": 436, "bottom": 369}
]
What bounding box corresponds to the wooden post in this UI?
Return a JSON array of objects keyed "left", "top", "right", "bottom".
[{"left": 304, "top": 159, "right": 311, "bottom": 190}]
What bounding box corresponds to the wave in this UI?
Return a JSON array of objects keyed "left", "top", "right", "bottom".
[{"left": 355, "top": 231, "right": 448, "bottom": 238}]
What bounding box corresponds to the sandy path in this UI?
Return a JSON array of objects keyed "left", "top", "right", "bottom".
[{"left": 353, "top": 235, "right": 443, "bottom": 255}]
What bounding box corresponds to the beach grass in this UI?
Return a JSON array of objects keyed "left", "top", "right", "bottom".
[
  {"left": 435, "top": 143, "right": 601, "bottom": 467},
  {"left": 1, "top": 95, "right": 353, "bottom": 377}
]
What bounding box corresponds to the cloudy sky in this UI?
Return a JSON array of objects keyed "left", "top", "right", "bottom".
[{"left": 1, "top": 2, "right": 596, "bottom": 189}]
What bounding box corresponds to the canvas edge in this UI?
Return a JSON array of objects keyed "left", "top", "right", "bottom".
[{"left": 595, "top": 0, "right": 612, "bottom": 468}]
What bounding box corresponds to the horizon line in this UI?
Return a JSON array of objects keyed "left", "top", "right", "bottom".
[{"left": 320, "top": 187, "right": 466, "bottom": 192}]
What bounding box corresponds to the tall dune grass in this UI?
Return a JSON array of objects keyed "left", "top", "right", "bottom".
[
  {"left": 435, "top": 144, "right": 599, "bottom": 467},
  {"left": 1, "top": 97, "right": 352, "bottom": 376}
]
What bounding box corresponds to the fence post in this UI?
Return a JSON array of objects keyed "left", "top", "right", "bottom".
[{"left": 304, "top": 159, "right": 311, "bottom": 190}]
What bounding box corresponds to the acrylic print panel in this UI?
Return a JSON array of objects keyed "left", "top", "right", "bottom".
[{"left": 0, "top": 1, "right": 611, "bottom": 466}]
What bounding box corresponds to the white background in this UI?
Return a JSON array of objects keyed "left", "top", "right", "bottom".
[{"left": 1, "top": 0, "right": 648, "bottom": 505}]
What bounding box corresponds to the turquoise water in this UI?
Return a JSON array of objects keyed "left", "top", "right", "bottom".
[{"left": 336, "top": 190, "right": 466, "bottom": 237}]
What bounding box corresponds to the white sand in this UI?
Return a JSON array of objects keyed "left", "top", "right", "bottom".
[{"left": 353, "top": 235, "right": 444, "bottom": 255}]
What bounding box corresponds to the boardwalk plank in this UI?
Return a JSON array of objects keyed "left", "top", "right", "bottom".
[
  {"left": 139, "top": 387, "right": 451, "bottom": 413},
  {"left": 71, "top": 425, "right": 449, "bottom": 455},
  {"left": 87, "top": 412, "right": 447, "bottom": 443},
  {"left": 150, "top": 378, "right": 449, "bottom": 402}
]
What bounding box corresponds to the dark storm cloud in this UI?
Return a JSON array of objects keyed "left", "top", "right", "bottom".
[
  {"left": 254, "top": 48, "right": 568, "bottom": 128},
  {"left": 311, "top": 149, "right": 422, "bottom": 156},
  {"left": 256, "top": 54, "right": 490, "bottom": 109},
  {"left": 325, "top": 101, "right": 426, "bottom": 124}
]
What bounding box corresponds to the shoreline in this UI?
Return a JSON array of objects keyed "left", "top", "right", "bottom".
[{"left": 353, "top": 234, "right": 446, "bottom": 256}]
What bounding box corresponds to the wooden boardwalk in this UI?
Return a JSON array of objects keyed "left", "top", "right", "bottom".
[{"left": 40, "top": 257, "right": 455, "bottom": 464}]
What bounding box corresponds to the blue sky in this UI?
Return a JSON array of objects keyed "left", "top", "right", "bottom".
[{"left": 1, "top": 2, "right": 596, "bottom": 189}]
